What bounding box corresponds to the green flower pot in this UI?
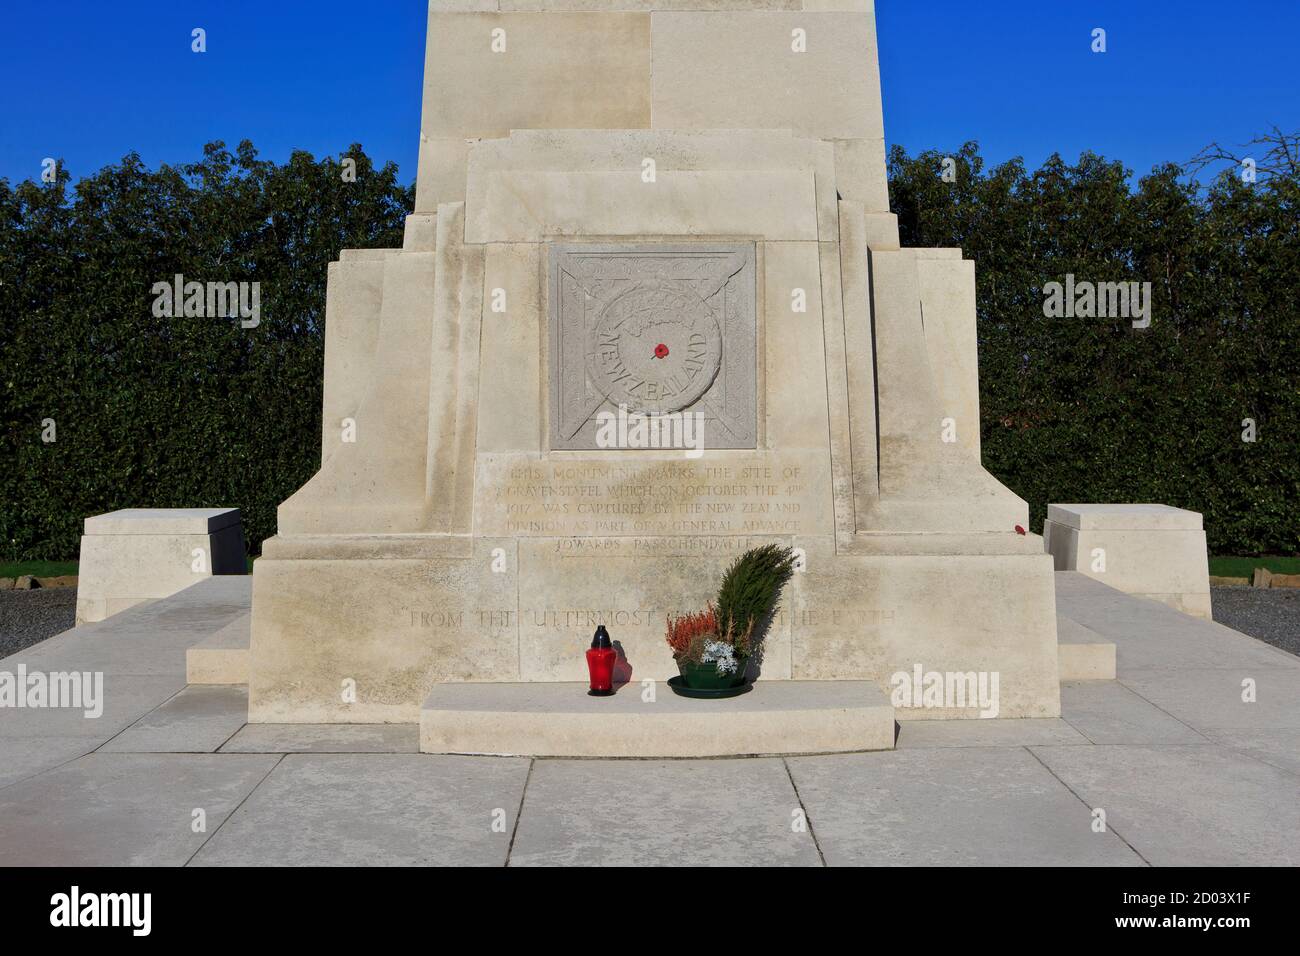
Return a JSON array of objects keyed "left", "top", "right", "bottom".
[{"left": 676, "top": 657, "right": 748, "bottom": 690}]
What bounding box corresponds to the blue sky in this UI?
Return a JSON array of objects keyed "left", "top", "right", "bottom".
[{"left": 1, "top": 1, "right": 1295, "bottom": 187}]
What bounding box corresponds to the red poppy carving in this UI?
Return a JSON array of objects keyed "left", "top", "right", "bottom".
[{"left": 654, "top": 343, "right": 670, "bottom": 359}]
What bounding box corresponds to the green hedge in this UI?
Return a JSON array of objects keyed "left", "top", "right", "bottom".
[
  {"left": 0, "top": 142, "right": 412, "bottom": 560},
  {"left": 890, "top": 143, "right": 1299, "bottom": 554},
  {"left": 1, "top": 140, "right": 1295, "bottom": 558}
]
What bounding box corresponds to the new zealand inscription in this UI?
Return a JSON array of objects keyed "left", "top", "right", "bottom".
[
  {"left": 476, "top": 455, "right": 832, "bottom": 537},
  {"left": 549, "top": 243, "right": 758, "bottom": 450}
]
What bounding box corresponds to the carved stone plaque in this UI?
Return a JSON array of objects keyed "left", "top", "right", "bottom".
[{"left": 548, "top": 244, "right": 757, "bottom": 450}]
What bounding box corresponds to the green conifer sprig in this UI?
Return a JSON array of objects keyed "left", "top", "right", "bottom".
[{"left": 714, "top": 544, "right": 798, "bottom": 644}]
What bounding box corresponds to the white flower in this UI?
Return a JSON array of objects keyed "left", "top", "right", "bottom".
[{"left": 701, "top": 640, "right": 738, "bottom": 675}]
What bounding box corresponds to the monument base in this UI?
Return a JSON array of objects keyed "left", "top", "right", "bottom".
[
  {"left": 247, "top": 533, "right": 1061, "bottom": 724},
  {"left": 420, "top": 681, "right": 894, "bottom": 757}
]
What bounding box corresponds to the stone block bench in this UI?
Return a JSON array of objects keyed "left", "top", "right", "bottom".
[
  {"left": 76, "top": 508, "right": 247, "bottom": 624},
  {"left": 1043, "top": 504, "right": 1211, "bottom": 619}
]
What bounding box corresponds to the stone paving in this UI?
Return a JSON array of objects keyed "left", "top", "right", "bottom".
[{"left": 1, "top": 573, "right": 1296, "bottom": 866}]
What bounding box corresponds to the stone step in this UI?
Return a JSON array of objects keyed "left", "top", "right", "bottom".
[
  {"left": 1056, "top": 614, "right": 1117, "bottom": 681},
  {"left": 420, "top": 680, "right": 895, "bottom": 758},
  {"left": 185, "top": 612, "right": 251, "bottom": 685}
]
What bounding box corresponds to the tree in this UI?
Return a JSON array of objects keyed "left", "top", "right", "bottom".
[
  {"left": 888, "top": 135, "right": 1299, "bottom": 554},
  {"left": 0, "top": 142, "right": 413, "bottom": 559}
]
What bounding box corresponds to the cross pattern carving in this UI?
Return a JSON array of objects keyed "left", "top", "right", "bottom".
[{"left": 548, "top": 244, "right": 758, "bottom": 451}]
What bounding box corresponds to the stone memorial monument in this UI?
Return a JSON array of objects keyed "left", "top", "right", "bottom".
[{"left": 247, "top": 0, "right": 1061, "bottom": 736}]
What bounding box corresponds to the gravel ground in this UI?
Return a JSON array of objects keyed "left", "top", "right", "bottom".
[
  {"left": 1211, "top": 586, "right": 1300, "bottom": 656},
  {"left": 0, "top": 588, "right": 77, "bottom": 658}
]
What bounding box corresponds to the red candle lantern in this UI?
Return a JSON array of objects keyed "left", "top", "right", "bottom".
[{"left": 586, "top": 625, "right": 616, "bottom": 696}]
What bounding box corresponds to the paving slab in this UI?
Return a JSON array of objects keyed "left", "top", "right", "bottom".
[
  {"left": 72, "top": 574, "right": 250, "bottom": 635},
  {"left": 0, "top": 736, "right": 99, "bottom": 790},
  {"left": 1055, "top": 572, "right": 1299, "bottom": 673},
  {"left": 190, "top": 754, "right": 528, "bottom": 866},
  {"left": 895, "top": 718, "right": 1088, "bottom": 749},
  {"left": 1032, "top": 744, "right": 1300, "bottom": 866},
  {"left": 10, "top": 628, "right": 201, "bottom": 677},
  {"left": 220, "top": 723, "right": 420, "bottom": 754},
  {"left": 1060, "top": 680, "right": 1209, "bottom": 745},
  {"left": 509, "top": 758, "right": 820, "bottom": 867},
  {"left": 0, "top": 753, "right": 279, "bottom": 866},
  {"left": 2, "top": 576, "right": 252, "bottom": 679},
  {"left": 1, "top": 569, "right": 1296, "bottom": 868},
  {"left": 99, "top": 685, "right": 248, "bottom": 753},
  {"left": 787, "top": 747, "right": 1144, "bottom": 866},
  {"left": 1200, "top": 730, "right": 1300, "bottom": 777},
  {"left": 0, "top": 673, "right": 185, "bottom": 739},
  {"left": 1118, "top": 667, "right": 1300, "bottom": 732}
]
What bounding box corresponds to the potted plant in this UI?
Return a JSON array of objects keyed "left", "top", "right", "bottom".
[{"left": 665, "top": 544, "right": 797, "bottom": 697}]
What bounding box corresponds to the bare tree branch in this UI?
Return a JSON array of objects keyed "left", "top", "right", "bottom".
[{"left": 1186, "top": 127, "right": 1300, "bottom": 183}]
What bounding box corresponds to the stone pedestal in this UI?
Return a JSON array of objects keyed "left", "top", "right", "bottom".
[
  {"left": 76, "top": 509, "right": 246, "bottom": 624},
  {"left": 1043, "top": 504, "right": 1211, "bottom": 619},
  {"left": 246, "top": 0, "right": 1063, "bottom": 738},
  {"left": 420, "top": 681, "right": 894, "bottom": 757}
]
